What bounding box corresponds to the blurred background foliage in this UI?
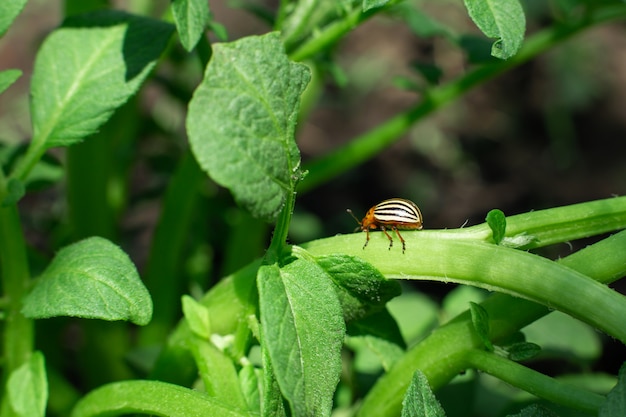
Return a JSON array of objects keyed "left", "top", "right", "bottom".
[{"left": 0, "top": 1, "right": 625, "bottom": 414}]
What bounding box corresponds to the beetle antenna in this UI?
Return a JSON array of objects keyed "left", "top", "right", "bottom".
[{"left": 346, "top": 208, "right": 361, "bottom": 225}]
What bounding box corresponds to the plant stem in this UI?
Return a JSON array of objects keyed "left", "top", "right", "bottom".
[
  {"left": 265, "top": 192, "right": 295, "bottom": 265},
  {"left": 464, "top": 349, "right": 605, "bottom": 414},
  {"left": 355, "top": 228, "right": 626, "bottom": 416},
  {"left": 297, "top": 4, "right": 626, "bottom": 193},
  {"left": 0, "top": 175, "right": 33, "bottom": 415}
]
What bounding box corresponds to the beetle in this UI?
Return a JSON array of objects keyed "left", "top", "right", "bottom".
[{"left": 347, "top": 198, "right": 423, "bottom": 254}]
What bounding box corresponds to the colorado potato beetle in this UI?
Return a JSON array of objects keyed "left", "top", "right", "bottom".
[{"left": 347, "top": 198, "right": 423, "bottom": 254}]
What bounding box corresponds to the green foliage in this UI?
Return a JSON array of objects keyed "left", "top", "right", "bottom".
[
  {"left": 171, "top": 0, "right": 210, "bottom": 51},
  {"left": 470, "top": 302, "right": 494, "bottom": 352},
  {"left": 464, "top": 0, "right": 526, "bottom": 59},
  {"left": 0, "top": 1, "right": 625, "bottom": 417},
  {"left": 401, "top": 370, "right": 446, "bottom": 417},
  {"left": 486, "top": 209, "right": 506, "bottom": 244},
  {"left": 316, "top": 254, "right": 401, "bottom": 322},
  {"left": 187, "top": 33, "right": 310, "bottom": 222},
  {"left": 258, "top": 260, "right": 344, "bottom": 416},
  {"left": 181, "top": 295, "right": 211, "bottom": 339},
  {"left": 22, "top": 237, "right": 152, "bottom": 325},
  {"left": 6, "top": 352, "right": 47, "bottom": 417},
  {"left": 0, "top": 70, "right": 21, "bottom": 95},
  {"left": 0, "top": 0, "right": 27, "bottom": 36}
]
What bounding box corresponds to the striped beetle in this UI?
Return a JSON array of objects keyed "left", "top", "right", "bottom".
[{"left": 347, "top": 198, "right": 423, "bottom": 254}]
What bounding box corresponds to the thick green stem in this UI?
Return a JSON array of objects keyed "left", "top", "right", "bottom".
[
  {"left": 354, "top": 229, "right": 626, "bottom": 416},
  {"left": 0, "top": 178, "right": 33, "bottom": 416},
  {"left": 265, "top": 190, "right": 297, "bottom": 265}
]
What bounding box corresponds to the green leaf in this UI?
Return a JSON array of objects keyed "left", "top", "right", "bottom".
[
  {"left": 257, "top": 260, "right": 345, "bottom": 416},
  {"left": 0, "top": 69, "right": 22, "bottom": 94},
  {"left": 463, "top": 0, "right": 526, "bottom": 59},
  {"left": 187, "top": 32, "right": 311, "bottom": 222},
  {"left": 509, "top": 404, "right": 559, "bottom": 417},
  {"left": 599, "top": 362, "right": 626, "bottom": 417},
  {"left": 0, "top": 0, "right": 27, "bottom": 36},
  {"left": 30, "top": 11, "right": 174, "bottom": 149},
  {"left": 70, "top": 380, "right": 249, "bottom": 417},
  {"left": 171, "top": 0, "right": 210, "bottom": 51},
  {"left": 401, "top": 370, "right": 446, "bottom": 417},
  {"left": 486, "top": 209, "right": 506, "bottom": 244},
  {"left": 22, "top": 236, "right": 153, "bottom": 325},
  {"left": 239, "top": 364, "right": 262, "bottom": 413},
  {"left": 187, "top": 337, "right": 247, "bottom": 410},
  {"left": 507, "top": 342, "right": 541, "bottom": 362},
  {"left": 181, "top": 295, "right": 211, "bottom": 339},
  {"left": 7, "top": 352, "right": 47, "bottom": 417},
  {"left": 316, "top": 254, "right": 401, "bottom": 322},
  {"left": 363, "top": 0, "right": 389, "bottom": 12},
  {"left": 261, "top": 343, "right": 287, "bottom": 417},
  {"left": 470, "top": 301, "right": 493, "bottom": 351}
]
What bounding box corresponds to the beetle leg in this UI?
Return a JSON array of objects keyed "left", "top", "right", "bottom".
[
  {"left": 393, "top": 227, "right": 406, "bottom": 254},
  {"left": 381, "top": 225, "right": 394, "bottom": 250},
  {"left": 363, "top": 228, "right": 370, "bottom": 249}
]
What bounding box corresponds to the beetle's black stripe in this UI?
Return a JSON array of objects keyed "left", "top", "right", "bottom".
[{"left": 374, "top": 199, "right": 421, "bottom": 223}]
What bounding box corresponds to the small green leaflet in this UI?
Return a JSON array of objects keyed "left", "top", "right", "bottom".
[
  {"left": 509, "top": 404, "right": 559, "bottom": 417},
  {"left": 7, "top": 352, "right": 47, "bottom": 417},
  {"left": 470, "top": 301, "right": 494, "bottom": 352},
  {"left": 187, "top": 32, "right": 311, "bottom": 222},
  {"left": 0, "top": 0, "right": 27, "bottom": 36},
  {"left": 316, "top": 254, "right": 401, "bottom": 322},
  {"left": 363, "top": 0, "right": 389, "bottom": 12},
  {"left": 486, "top": 208, "right": 506, "bottom": 244},
  {"left": 22, "top": 237, "right": 153, "bottom": 325},
  {"left": 181, "top": 295, "right": 211, "bottom": 339},
  {"left": 401, "top": 370, "right": 446, "bottom": 417},
  {"left": 463, "top": 0, "right": 525, "bottom": 59},
  {"left": 0, "top": 69, "right": 22, "bottom": 95},
  {"left": 171, "top": 0, "right": 210, "bottom": 51}
]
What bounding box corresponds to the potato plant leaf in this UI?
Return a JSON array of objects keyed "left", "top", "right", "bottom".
[
  {"left": 463, "top": 0, "right": 525, "bottom": 59},
  {"left": 22, "top": 237, "right": 152, "bottom": 325},
  {"left": 181, "top": 295, "right": 211, "bottom": 339},
  {"left": 30, "top": 11, "right": 173, "bottom": 150},
  {"left": 470, "top": 301, "right": 494, "bottom": 351},
  {"left": 316, "top": 254, "right": 401, "bottom": 322},
  {"left": 507, "top": 342, "right": 541, "bottom": 362},
  {"left": 0, "top": 0, "right": 27, "bottom": 36},
  {"left": 257, "top": 260, "right": 344, "bottom": 416},
  {"left": 401, "top": 370, "right": 446, "bottom": 417},
  {"left": 171, "top": 0, "right": 210, "bottom": 51},
  {"left": 510, "top": 404, "right": 559, "bottom": 417},
  {"left": 7, "top": 351, "right": 47, "bottom": 417},
  {"left": 0, "top": 69, "right": 22, "bottom": 95},
  {"left": 363, "top": 0, "right": 389, "bottom": 12},
  {"left": 187, "top": 32, "right": 311, "bottom": 222}
]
